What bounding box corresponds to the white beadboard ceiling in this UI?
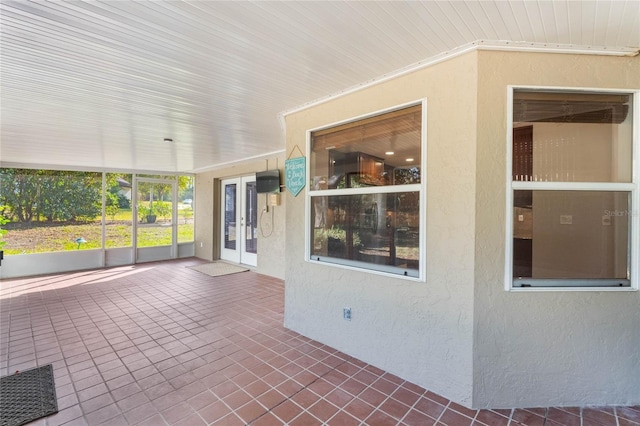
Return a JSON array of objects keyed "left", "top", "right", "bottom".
[{"left": 1, "top": 1, "right": 638, "bottom": 173}]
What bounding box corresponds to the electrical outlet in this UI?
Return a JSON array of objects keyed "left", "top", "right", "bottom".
[
  {"left": 343, "top": 307, "right": 351, "bottom": 321},
  {"left": 560, "top": 215, "right": 573, "bottom": 225}
]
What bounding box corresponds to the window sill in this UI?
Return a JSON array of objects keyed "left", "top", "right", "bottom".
[
  {"left": 308, "top": 256, "right": 422, "bottom": 281},
  {"left": 510, "top": 278, "right": 636, "bottom": 292}
]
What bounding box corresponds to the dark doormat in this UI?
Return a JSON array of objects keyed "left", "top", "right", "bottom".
[{"left": 0, "top": 364, "right": 58, "bottom": 426}]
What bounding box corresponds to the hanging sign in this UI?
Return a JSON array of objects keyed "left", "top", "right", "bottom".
[{"left": 285, "top": 156, "right": 306, "bottom": 197}]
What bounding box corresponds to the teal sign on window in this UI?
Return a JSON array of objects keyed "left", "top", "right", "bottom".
[{"left": 285, "top": 157, "right": 306, "bottom": 197}]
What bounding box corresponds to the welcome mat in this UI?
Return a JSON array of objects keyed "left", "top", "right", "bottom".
[
  {"left": 0, "top": 364, "right": 58, "bottom": 426},
  {"left": 188, "top": 262, "right": 249, "bottom": 277}
]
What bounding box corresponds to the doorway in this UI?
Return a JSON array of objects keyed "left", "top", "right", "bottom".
[
  {"left": 134, "top": 178, "right": 177, "bottom": 263},
  {"left": 220, "top": 176, "right": 258, "bottom": 267}
]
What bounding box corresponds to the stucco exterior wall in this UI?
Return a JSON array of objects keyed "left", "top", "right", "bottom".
[
  {"left": 473, "top": 51, "right": 640, "bottom": 408},
  {"left": 284, "top": 53, "right": 478, "bottom": 405},
  {"left": 195, "top": 155, "right": 286, "bottom": 279}
]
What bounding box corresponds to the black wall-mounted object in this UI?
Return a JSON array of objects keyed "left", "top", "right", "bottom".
[{"left": 256, "top": 169, "right": 280, "bottom": 193}]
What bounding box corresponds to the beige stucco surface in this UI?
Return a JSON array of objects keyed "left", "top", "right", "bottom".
[
  {"left": 284, "top": 53, "right": 479, "bottom": 406},
  {"left": 196, "top": 50, "right": 640, "bottom": 409},
  {"left": 473, "top": 51, "right": 640, "bottom": 407},
  {"left": 195, "top": 155, "right": 286, "bottom": 279}
]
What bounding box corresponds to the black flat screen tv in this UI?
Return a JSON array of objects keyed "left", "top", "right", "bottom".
[{"left": 256, "top": 169, "right": 280, "bottom": 193}]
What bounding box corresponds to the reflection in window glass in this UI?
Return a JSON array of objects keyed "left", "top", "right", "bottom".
[
  {"left": 309, "top": 104, "right": 423, "bottom": 278},
  {"left": 105, "top": 173, "right": 132, "bottom": 248},
  {"left": 311, "top": 192, "right": 420, "bottom": 277},
  {"left": 311, "top": 105, "right": 422, "bottom": 190}
]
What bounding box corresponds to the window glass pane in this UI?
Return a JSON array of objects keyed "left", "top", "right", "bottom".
[
  {"left": 0, "top": 169, "right": 102, "bottom": 253},
  {"left": 106, "top": 173, "right": 132, "bottom": 248},
  {"left": 224, "top": 183, "right": 237, "bottom": 250},
  {"left": 245, "top": 181, "right": 257, "bottom": 254},
  {"left": 178, "top": 176, "right": 194, "bottom": 243},
  {"left": 513, "top": 91, "right": 633, "bottom": 183},
  {"left": 311, "top": 105, "right": 422, "bottom": 189},
  {"left": 513, "top": 190, "right": 629, "bottom": 280},
  {"left": 311, "top": 192, "right": 420, "bottom": 276}
]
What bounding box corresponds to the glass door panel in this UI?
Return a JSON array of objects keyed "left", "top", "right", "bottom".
[
  {"left": 135, "top": 180, "right": 175, "bottom": 262},
  {"left": 241, "top": 179, "right": 257, "bottom": 266},
  {"left": 220, "top": 176, "right": 257, "bottom": 266},
  {"left": 224, "top": 182, "right": 237, "bottom": 250}
]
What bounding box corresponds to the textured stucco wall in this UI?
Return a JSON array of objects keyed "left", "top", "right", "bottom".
[
  {"left": 284, "top": 53, "right": 478, "bottom": 405},
  {"left": 194, "top": 155, "right": 286, "bottom": 279},
  {"left": 473, "top": 51, "right": 640, "bottom": 408}
]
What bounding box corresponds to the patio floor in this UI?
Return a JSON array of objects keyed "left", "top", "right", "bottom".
[{"left": 1, "top": 258, "right": 638, "bottom": 426}]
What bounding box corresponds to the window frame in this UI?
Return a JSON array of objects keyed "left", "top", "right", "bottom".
[
  {"left": 0, "top": 169, "right": 194, "bottom": 255},
  {"left": 504, "top": 85, "right": 640, "bottom": 291},
  {"left": 305, "top": 100, "right": 427, "bottom": 281}
]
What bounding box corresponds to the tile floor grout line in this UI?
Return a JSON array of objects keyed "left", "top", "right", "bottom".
[
  {"left": 394, "top": 379, "right": 438, "bottom": 426},
  {"left": 433, "top": 400, "right": 450, "bottom": 425},
  {"left": 264, "top": 352, "right": 395, "bottom": 425},
  {"left": 249, "top": 353, "right": 357, "bottom": 425},
  {"left": 2, "top": 260, "right": 636, "bottom": 426}
]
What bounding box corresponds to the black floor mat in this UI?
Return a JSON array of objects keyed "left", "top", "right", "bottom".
[{"left": 0, "top": 365, "right": 58, "bottom": 426}]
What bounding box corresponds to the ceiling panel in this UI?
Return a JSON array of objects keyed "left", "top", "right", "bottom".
[{"left": 1, "top": 0, "right": 638, "bottom": 173}]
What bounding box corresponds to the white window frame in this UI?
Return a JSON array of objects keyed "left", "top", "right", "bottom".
[
  {"left": 505, "top": 86, "right": 640, "bottom": 291},
  {"left": 305, "top": 100, "right": 427, "bottom": 281}
]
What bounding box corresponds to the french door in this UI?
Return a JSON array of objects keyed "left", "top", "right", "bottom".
[{"left": 220, "top": 176, "right": 258, "bottom": 266}]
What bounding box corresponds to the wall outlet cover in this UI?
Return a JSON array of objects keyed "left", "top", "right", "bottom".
[
  {"left": 343, "top": 307, "right": 351, "bottom": 321},
  {"left": 560, "top": 215, "right": 573, "bottom": 225}
]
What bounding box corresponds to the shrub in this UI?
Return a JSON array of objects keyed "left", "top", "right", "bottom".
[{"left": 153, "top": 202, "right": 171, "bottom": 220}]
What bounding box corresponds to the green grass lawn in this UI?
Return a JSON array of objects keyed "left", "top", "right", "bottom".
[
  {"left": 4, "top": 220, "right": 193, "bottom": 254},
  {"left": 3, "top": 203, "right": 194, "bottom": 254}
]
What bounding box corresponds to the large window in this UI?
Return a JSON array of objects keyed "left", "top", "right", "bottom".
[
  {"left": 507, "top": 88, "right": 638, "bottom": 289},
  {"left": 308, "top": 103, "right": 424, "bottom": 278},
  {"left": 0, "top": 169, "right": 194, "bottom": 254},
  {"left": 0, "top": 169, "right": 103, "bottom": 253}
]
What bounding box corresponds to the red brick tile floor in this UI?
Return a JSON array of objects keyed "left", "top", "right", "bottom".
[{"left": 1, "top": 258, "right": 638, "bottom": 426}]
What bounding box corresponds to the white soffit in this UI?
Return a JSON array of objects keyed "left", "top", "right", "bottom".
[
  {"left": 281, "top": 39, "right": 639, "bottom": 118},
  {"left": 1, "top": 0, "right": 639, "bottom": 173}
]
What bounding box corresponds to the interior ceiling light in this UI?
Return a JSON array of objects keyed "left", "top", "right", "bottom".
[
  {"left": 406, "top": 158, "right": 414, "bottom": 162},
  {"left": 164, "top": 138, "right": 173, "bottom": 143},
  {"left": 385, "top": 151, "right": 395, "bottom": 155}
]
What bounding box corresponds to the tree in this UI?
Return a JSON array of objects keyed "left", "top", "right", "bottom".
[
  {"left": 105, "top": 192, "right": 120, "bottom": 220},
  {"left": 0, "top": 169, "right": 101, "bottom": 223},
  {"left": 0, "top": 206, "right": 9, "bottom": 250},
  {"left": 0, "top": 169, "right": 40, "bottom": 222}
]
